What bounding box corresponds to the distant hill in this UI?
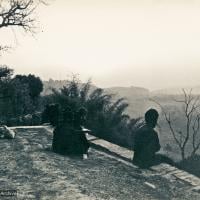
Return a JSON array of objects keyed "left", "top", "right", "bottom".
[
  {"left": 42, "top": 79, "right": 69, "bottom": 95},
  {"left": 41, "top": 79, "right": 200, "bottom": 118},
  {"left": 42, "top": 80, "right": 150, "bottom": 98},
  {"left": 104, "top": 86, "right": 149, "bottom": 99},
  {"left": 42, "top": 79, "right": 98, "bottom": 96},
  {"left": 104, "top": 86, "right": 151, "bottom": 118},
  {"left": 41, "top": 80, "right": 154, "bottom": 117},
  {"left": 152, "top": 86, "right": 200, "bottom": 95}
]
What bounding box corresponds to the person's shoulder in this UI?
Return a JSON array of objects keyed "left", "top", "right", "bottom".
[
  {"left": 146, "top": 125, "right": 157, "bottom": 133},
  {"left": 137, "top": 124, "right": 148, "bottom": 132},
  {"left": 134, "top": 124, "right": 149, "bottom": 137},
  {"left": 152, "top": 129, "right": 159, "bottom": 136}
]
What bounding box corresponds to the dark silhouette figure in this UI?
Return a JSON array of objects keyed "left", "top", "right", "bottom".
[
  {"left": 52, "top": 106, "right": 90, "bottom": 157},
  {"left": 132, "top": 109, "right": 174, "bottom": 168},
  {"left": 73, "top": 107, "right": 90, "bottom": 156},
  {"left": 132, "top": 109, "right": 161, "bottom": 168},
  {"left": 42, "top": 104, "right": 60, "bottom": 126},
  {"left": 52, "top": 106, "right": 74, "bottom": 155}
]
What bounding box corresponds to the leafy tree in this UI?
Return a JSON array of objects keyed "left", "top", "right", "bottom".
[
  {"left": 10, "top": 74, "right": 43, "bottom": 116},
  {"left": 0, "top": 65, "right": 13, "bottom": 98},
  {"left": 14, "top": 74, "right": 43, "bottom": 99},
  {"left": 0, "top": 65, "right": 14, "bottom": 120},
  {"left": 10, "top": 77, "right": 32, "bottom": 116},
  {"left": 0, "top": 65, "right": 13, "bottom": 81},
  {"left": 28, "top": 74, "right": 43, "bottom": 99},
  {"left": 50, "top": 76, "right": 137, "bottom": 147},
  {"left": 0, "top": 66, "right": 44, "bottom": 124}
]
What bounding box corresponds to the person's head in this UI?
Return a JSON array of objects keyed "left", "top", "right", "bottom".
[
  {"left": 145, "top": 108, "right": 159, "bottom": 128},
  {"left": 74, "top": 107, "right": 87, "bottom": 126}
]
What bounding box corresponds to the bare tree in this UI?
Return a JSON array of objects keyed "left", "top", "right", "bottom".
[
  {"left": 151, "top": 89, "right": 200, "bottom": 160},
  {"left": 0, "top": 45, "right": 9, "bottom": 55},
  {"left": 0, "top": 0, "right": 48, "bottom": 52}
]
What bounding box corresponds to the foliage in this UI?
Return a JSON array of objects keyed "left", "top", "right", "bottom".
[
  {"left": 0, "top": 66, "right": 43, "bottom": 123},
  {"left": 10, "top": 77, "right": 32, "bottom": 115},
  {"left": 50, "top": 76, "right": 137, "bottom": 147},
  {"left": 0, "top": 65, "right": 13, "bottom": 81},
  {"left": 14, "top": 74, "right": 43, "bottom": 99},
  {"left": 0, "top": 65, "right": 13, "bottom": 101}
]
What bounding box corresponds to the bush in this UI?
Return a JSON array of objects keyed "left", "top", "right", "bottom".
[
  {"left": 47, "top": 76, "right": 138, "bottom": 148},
  {"left": 178, "top": 154, "right": 200, "bottom": 177}
]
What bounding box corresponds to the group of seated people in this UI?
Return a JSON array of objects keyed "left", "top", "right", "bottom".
[
  {"left": 0, "top": 105, "right": 172, "bottom": 168},
  {"left": 52, "top": 106, "right": 90, "bottom": 159},
  {"left": 52, "top": 106, "right": 173, "bottom": 168}
]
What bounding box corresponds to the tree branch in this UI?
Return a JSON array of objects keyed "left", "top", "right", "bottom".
[{"left": 0, "top": 0, "right": 48, "bottom": 33}]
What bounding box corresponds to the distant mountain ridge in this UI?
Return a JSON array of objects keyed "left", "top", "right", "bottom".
[
  {"left": 42, "top": 79, "right": 70, "bottom": 95},
  {"left": 152, "top": 86, "right": 200, "bottom": 95},
  {"left": 41, "top": 79, "right": 200, "bottom": 118},
  {"left": 41, "top": 79, "right": 151, "bottom": 118},
  {"left": 104, "top": 86, "right": 149, "bottom": 98},
  {"left": 42, "top": 79, "right": 200, "bottom": 96},
  {"left": 42, "top": 79, "right": 150, "bottom": 97}
]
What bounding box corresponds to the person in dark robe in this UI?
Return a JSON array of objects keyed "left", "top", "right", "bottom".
[
  {"left": 73, "top": 107, "right": 90, "bottom": 158},
  {"left": 132, "top": 108, "right": 161, "bottom": 168},
  {"left": 132, "top": 108, "right": 174, "bottom": 168},
  {"left": 52, "top": 106, "right": 74, "bottom": 155},
  {"left": 52, "top": 106, "right": 90, "bottom": 158},
  {"left": 42, "top": 104, "right": 60, "bottom": 126}
]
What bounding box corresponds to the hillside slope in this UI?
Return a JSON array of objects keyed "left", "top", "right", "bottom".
[{"left": 0, "top": 126, "right": 199, "bottom": 199}]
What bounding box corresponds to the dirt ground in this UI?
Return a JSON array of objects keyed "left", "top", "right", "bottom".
[{"left": 0, "top": 127, "right": 199, "bottom": 200}]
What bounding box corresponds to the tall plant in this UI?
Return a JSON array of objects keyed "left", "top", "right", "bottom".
[{"left": 51, "top": 76, "right": 135, "bottom": 144}]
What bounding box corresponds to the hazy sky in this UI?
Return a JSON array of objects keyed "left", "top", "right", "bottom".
[{"left": 1, "top": 0, "right": 200, "bottom": 90}]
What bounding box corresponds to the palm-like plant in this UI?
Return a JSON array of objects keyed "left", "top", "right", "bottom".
[{"left": 51, "top": 76, "right": 137, "bottom": 148}]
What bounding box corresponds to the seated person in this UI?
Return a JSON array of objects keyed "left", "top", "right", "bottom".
[
  {"left": 73, "top": 107, "right": 90, "bottom": 159},
  {"left": 132, "top": 109, "right": 161, "bottom": 168},
  {"left": 52, "top": 107, "right": 90, "bottom": 158},
  {"left": 42, "top": 104, "right": 60, "bottom": 126},
  {"left": 0, "top": 125, "right": 15, "bottom": 139},
  {"left": 52, "top": 107, "right": 74, "bottom": 155}
]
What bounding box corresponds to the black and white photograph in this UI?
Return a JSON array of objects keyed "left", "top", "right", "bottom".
[{"left": 0, "top": 0, "right": 200, "bottom": 199}]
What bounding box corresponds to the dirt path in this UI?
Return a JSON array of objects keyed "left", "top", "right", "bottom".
[{"left": 0, "top": 127, "right": 199, "bottom": 200}]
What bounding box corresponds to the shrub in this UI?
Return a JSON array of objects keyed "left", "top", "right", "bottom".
[{"left": 48, "top": 76, "right": 138, "bottom": 148}]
